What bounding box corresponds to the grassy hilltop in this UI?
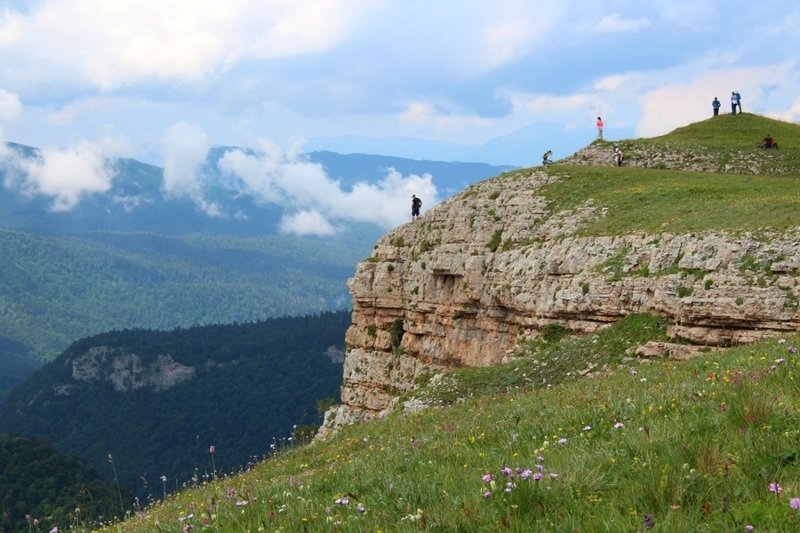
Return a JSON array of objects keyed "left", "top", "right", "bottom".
[{"left": 97, "top": 115, "right": 800, "bottom": 532}]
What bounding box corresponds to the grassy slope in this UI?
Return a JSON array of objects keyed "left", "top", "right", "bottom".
[
  {"left": 542, "top": 113, "right": 800, "bottom": 236},
  {"left": 101, "top": 320, "right": 800, "bottom": 532},
  {"left": 99, "top": 115, "right": 800, "bottom": 532}
]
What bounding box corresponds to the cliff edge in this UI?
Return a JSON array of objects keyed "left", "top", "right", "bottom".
[{"left": 319, "top": 113, "right": 800, "bottom": 437}]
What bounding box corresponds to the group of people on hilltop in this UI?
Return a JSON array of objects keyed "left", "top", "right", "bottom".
[{"left": 712, "top": 91, "right": 742, "bottom": 116}]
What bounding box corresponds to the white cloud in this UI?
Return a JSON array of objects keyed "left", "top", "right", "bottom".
[
  {"left": 1, "top": 140, "right": 117, "bottom": 211},
  {"left": 593, "top": 13, "right": 650, "bottom": 34},
  {"left": 161, "top": 121, "right": 210, "bottom": 200},
  {"left": 279, "top": 209, "right": 338, "bottom": 237},
  {"left": 0, "top": 0, "right": 369, "bottom": 91},
  {"left": 219, "top": 139, "right": 439, "bottom": 230}
]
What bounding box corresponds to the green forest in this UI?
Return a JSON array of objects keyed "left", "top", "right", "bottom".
[
  {"left": 0, "top": 227, "right": 374, "bottom": 397},
  {"left": 0, "top": 311, "right": 350, "bottom": 507},
  {"left": 0, "top": 433, "right": 123, "bottom": 531}
]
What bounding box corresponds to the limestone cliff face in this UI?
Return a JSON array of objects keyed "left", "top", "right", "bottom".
[{"left": 318, "top": 166, "right": 800, "bottom": 436}]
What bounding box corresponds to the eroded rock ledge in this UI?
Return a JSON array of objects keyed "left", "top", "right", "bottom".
[{"left": 318, "top": 168, "right": 800, "bottom": 438}]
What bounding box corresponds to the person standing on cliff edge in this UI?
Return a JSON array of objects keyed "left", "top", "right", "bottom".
[
  {"left": 411, "top": 194, "right": 422, "bottom": 221},
  {"left": 596, "top": 116, "right": 604, "bottom": 139}
]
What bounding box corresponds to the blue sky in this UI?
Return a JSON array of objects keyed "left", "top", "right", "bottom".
[{"left": 1, "top": 0, "right": 799, "bottom": 234}]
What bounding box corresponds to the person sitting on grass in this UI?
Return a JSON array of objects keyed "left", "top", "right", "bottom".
[{"left": 759, "top": 134, "right": 779, "bottom": 149}]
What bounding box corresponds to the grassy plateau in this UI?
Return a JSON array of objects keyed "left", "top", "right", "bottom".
[{"left": 88, "top": 114, "right": 800, "bottom": 532}]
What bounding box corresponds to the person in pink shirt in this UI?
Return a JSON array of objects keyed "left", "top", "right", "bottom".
[{"left": 596, "top": 116, "right": 604, "bottom": 139}]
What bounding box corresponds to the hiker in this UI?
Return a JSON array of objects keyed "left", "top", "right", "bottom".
[
  {"left": 712, "top": 97, "right": 721, "bottom": 117},
  {"left": 735, "top": 91, "right": 742, "bottom": 113},
  {"left": 411, "top": 194, "right": 422, "bottom": 221},
  {"left": 731, "top": 91, "right": 739, "bottom": 114},
  {"left": 759, "top": 134, "right": 779, "bottom": 149},
  {"left": 596, "top": 116, "right": 604, "bottom": 139},
  {"left": 542, "top": 150, "right": 553, "bottom": 166},
  {"left": 613, "top": 146, "right": 624, "bottom": 167}
]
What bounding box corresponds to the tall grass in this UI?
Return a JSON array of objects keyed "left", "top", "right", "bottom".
[{"left": 100, "top": 319, "right": 800, "bottom": 532}]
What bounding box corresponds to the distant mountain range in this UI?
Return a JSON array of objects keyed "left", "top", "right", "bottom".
[{"left": 0, "top": 142, "right": 514, "bottom": 236}]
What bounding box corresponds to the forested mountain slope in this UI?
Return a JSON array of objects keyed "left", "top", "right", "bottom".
[{"left": 0, "top": 311, "right": 350, "bottom": 504}]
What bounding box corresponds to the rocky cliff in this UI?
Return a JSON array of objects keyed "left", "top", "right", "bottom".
[{"left": 318, "top": 149, "right": 800, "bottom": 436}]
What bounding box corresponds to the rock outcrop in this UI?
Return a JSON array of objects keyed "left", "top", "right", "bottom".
[
  {"left": 318, "top": 166, "right": 800, "bottom": 437},
  {"left": 71, "top": 346, "right": 195, "bottom": 392}
]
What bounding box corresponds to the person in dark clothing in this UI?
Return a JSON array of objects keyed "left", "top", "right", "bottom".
[
  {"left": 759, "top": 134, "right": 779, "bottom": 149},
  {"left": 542, "top": 150, "right": 553, "bottom": 166},
  {"left": 712, "top": 97, "right": 721, "bottom": 117},
  {"left": 411, "top": 195, "right": 422, "bottom": 221}
]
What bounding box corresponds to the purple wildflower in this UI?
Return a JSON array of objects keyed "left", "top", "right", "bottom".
[
  {"left": 790, "top": 497, "right": 800, "bottom": 510},
  {"left": 769, "top": 482, "right": 782, "bottom": 494},
  {"left": 519, "top": 469, "right": 533, "bottom": 480},
  {"left": 335, "top": 497, "right": 350, "bottom": 506},
  {"left": 613, "top": 422, "right": 624, "bottom": 429},
  {"left": 558, "top": 438, "right": 568, "bottom": 445},
  {"left": 481, "top": 473, "right": 493, "bottom": 483},
  {"left": 501, "top": 466, "right": 513, "bottom": 477},
  {"left": 533, "top": 472, "right": 543, "bottom": 481},
  {"left": 643, "top": 513, "right": 655, "bottom": 529},
  {"left": 745, "top": 526, "right": 754, "bottom": 532},
  {"left": 482, "top": 490, "right": 492, "bottom": 498},
  {"left": 357, "top": 503, "right": 366, "bottom": 513},
  {"left": 789, "top": 346, "right": 798, "bottom": 354}
]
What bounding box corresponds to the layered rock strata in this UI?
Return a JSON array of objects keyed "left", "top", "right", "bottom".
[{"left": 319, "top": 168, "right": 800, "bottom": 436}]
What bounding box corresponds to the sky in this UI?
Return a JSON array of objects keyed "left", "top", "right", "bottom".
[{"left": 1, "top": 0, "right": 800, "bottom": 235}]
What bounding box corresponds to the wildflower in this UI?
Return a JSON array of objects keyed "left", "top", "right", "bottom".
[
  {"left": 209, "top": 445, "right": 216, "bottom": 454},
  {"left": 49, "top": 528, "right": 58, "bottom": 533},
  {"left": 235, "top": 500, "right": 248, "bottom": 508},
  {"left": 778, "top": 338, "right": 786, "bottom": 344},
  {"left": 558, "top": 438, "right": 568, "bottom": 445},
  {"left": 519, "top": 469, "right": 533, "bottom": 480},
  {"left": 630, "top": 368, "right": 638, "bottom": 376},
  {"left": 533, "top": 472, "right": 543, "bottom": 481},
  {"left": 643, "top": 513, "right": 654, "bottom": 529},
  {"left": 790, "top": 497, "right": 800, "bottom": 510},
  {"left": 640, "top": 377, "right": 648, "bottom": 383},
  {"left": 160, "top": 475, "right": 167, "bottom": 483},
  {"left": 335, "top": 497, "right": 350, "bottom": 506},
  {"left": 769, "top": 482, "right": 782, "bottom": 494},
  {"left": 481, "top": 473, "right": 493, "bottom": 483},
  {"left": 482, "top": 491, "right": 492, "bottom": 498},
  {"left": 504, "top": 482, "right": 515, "bottom": 493},
  {"left": 500, "top": 466, "right": 513, "bottom": 477},
  {"left": 549, "top": 473, "right": 559, "bottom": 479},
  {"left": 583, "top": 425, "right": 592, "bottom": 431},
  {"left": 613, "top": 422, "right": 624, "bottom": 429},
  {"left": 356, "top": 503, "right": 366, "bottom": 513},
  {"left": 789, "top": 346, "right": 798, "bottom": 354},
  {"left": 745, "top": 526, "right": 754, "bottom": 532}
]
